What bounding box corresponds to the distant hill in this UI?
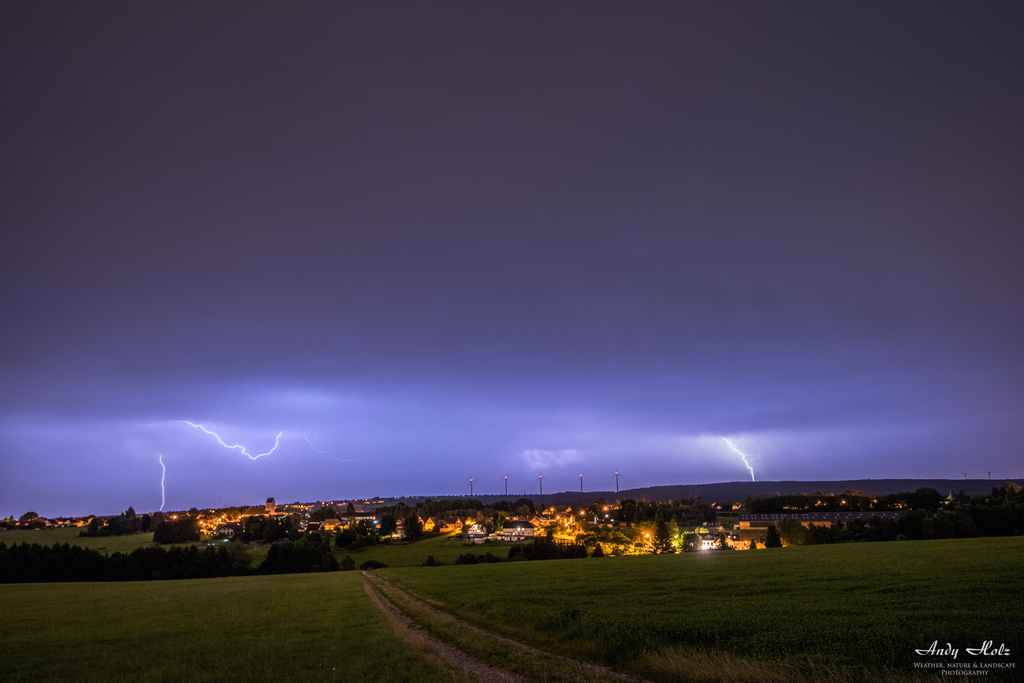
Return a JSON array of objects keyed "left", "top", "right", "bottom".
[{"left": 422, "top": 478, "right": 1024, "bottom": 508}]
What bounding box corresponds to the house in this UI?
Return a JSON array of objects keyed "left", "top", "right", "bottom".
[
  {"left": 529, "top": 515, "right": 551, "bottom": 529},
  {"left": 212, "top": 523, "right": 239, "bottom": 538},
  {"left": 341, "top": 511, "right": 377, "bottom": 524},
  {"left": 320, "top": 518, "right": 343, "bottom": 532},
  {"left": 500, "top": 520, "right": 535, "bottom": 540},
  {"left": 462, "top": 522, "right": 487, "bottom": 540},
  {"left": 738, "top": 511, "right": 900, "bottom": 529},
  {"left": 438, "top": 517, "right": 464, "bottom": 533},
  {"left": 700, "top": 534, "right": 719, "bottom": 550},
  {"left": 419, "top": 516, "right": 437, "bottom": 532}
]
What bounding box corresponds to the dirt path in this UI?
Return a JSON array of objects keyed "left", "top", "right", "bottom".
[
  {"left": 362, "top": 572, "right": 525, "bottom": 683},
  {"left": 363, "top": 572, "right": 647, "bottom": 683}
]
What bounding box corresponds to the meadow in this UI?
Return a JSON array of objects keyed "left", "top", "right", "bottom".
[
  {"left": 0, "top": 527, "right": 502, "bottom": 571},
  {"left": 0, "top": 571, "right": 456, "bottom": 683},
  {"left": 380, "top": 537, "right": 1024, "bottom": 681},
  {"left": 335, "top": 533, "right": 507, "bottom": 568},
  {"left": 0, "top": 526, "right": 158, "bottom": 553},
  {"left": 3, "top": 532, "right": 1020, "bottom": 682}
]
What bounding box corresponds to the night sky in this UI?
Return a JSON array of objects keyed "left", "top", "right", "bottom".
[{"left": 3, "top": 3, "right": 1022, "bottom": 517}]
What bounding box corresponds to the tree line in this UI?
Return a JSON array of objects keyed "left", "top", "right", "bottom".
[
  {"left": 760, "top": 483, "right": 1024, "bottom": 547},
  {"left": 0, "top": 533, "right": 338, "bottom": 583},
  {"left": 747, "top": 487, "right": 945, "bottom": 514}
]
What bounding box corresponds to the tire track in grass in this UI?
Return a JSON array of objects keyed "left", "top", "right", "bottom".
[
  {"left": 363, "top": 572, "right": 524, "bottom": 683},
  {"left": 364, "top": 572, "right": 648, "bottom": 683}
]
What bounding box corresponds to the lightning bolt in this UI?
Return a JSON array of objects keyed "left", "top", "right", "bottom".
[
  {"left": 722, "top": 437, "right": 756, "bottom": 481},
  {"left": 158, "top": 454, "right": 166, "bottom": 512},
  {"left": 304, "top": 434, "right": 354, "bottom": 462},
  {"left": 179, "top": 421, "right": 282, "bottom": 460}
]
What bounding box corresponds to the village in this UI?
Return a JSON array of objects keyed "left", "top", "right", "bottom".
[{"left": 7, "top": 484, "right": 1005, "bottom": 554}]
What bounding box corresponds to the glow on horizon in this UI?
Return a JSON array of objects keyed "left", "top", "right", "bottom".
[{"left": 179, "top": 421, "right": 282, "bottom": 460}]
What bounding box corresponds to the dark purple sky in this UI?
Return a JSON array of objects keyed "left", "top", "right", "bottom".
[{"left": 3, "top": 3, "right": 1022, "bottom": 517}]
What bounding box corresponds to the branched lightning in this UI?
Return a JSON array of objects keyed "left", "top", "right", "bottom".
[
  {"left": 158, "top": 454, "right": 166, "bottom": 512},
  {"left": 179, "top": 421, "right": 282, "bottom": 460},
  {"left": 304, "top": 434, "right": 354, "bottom": 463},
  {"left": 722, "top": 437, "right": 756, "bottom": 482},
  {"left": 304, "top": 434, "right": 329, "bottom": 455}
]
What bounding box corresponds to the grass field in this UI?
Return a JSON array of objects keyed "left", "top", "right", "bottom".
[
  {"left": 0, "top": 527, "right": 506, "bottom": 570},
  {"left": 335, "top": 533, "right": 510, "bottom": 568},
  {"left": 0, "top": 527, "right": 159, "bottom": 553},
  {"left": 3, "top": 533, "right": 1020, "bottom": 682},
  {"left": 0, "top": 571, "right": 454, "bottom": 683},
  {"left": 379, "top": 537, "right": 1024, "bottom": 681}
]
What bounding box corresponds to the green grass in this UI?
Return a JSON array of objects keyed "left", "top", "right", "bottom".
[
  {"left": 0, "top": 527, "right": 160, "bottom": 553},
  {"left": 0, "top": 572, "right": 454, "bottom": 683},
  {"left": 0, "top": 528, "right": 509, "bottom": 570},
  {"left": 379, "top": 537, "right": 1024, "bottom": 681},
  {"left": 367, "top": 573, "right": 628, "bottom": 683},
  {"left": 6, "top": 532, "right": 1020, "bottom": 681},
  {"left": 336, "top": 533, "right": 511, "bottom": 568}
]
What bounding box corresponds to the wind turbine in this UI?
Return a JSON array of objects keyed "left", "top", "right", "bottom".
[
  {"left": 614, "top": 470, "right": 621, "bottom": 494},
  {"left": 962, "top": 471, "right": 969, "bottom": 480},
  {"left": 470, "top": 478, "right": 474, "bottom": 496},
  {"left": 579, "top": 472, "right": 585, "bottom": 493},
  {"left": 538, "top": 472, "right": 543, "bottom": 495},
  {"left": 503, "top": 475, "right": 508, "bottom": 496}
]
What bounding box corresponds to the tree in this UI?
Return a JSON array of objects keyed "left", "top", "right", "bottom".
[
  {"left": 309, "top": 507, "right": 340, "bottom": 523},
  {"left": 591, "top": 543, "right": 605, "bottom": 558},
  {"left": 765, "top": 523, "right": 782, "bottom": 548},
  {"left": 682, "top": 533, "right": 701, "bottom": 552},
  {"left": 153, "top": 517, "right": 200, "bottom": 544},
  {"left": 259, "top": 536, "right": 339, "bottom": 574},
  {"left": 404, "top": 513, "right": 423, "bottom": 542},
  {"left": 653, "top": 521, "right": 674, "bottom": 554},
  {"left": 346, "top": 502, "right": 355, "bottom": 515},
  {"left": 908, "top": 488, "right": 942, "bottom": 513},
  {"left": 378, "top": 513, "right": 398, "bottom": 537},
  {"left": 778, "top": 518, "right": 812, "bottom": 547},
  {"left": 19, "top": 511, "right": 39, "bottom": 523},
  {"left": 340, "top": 555, "right": 356, "bottom": 571}
]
